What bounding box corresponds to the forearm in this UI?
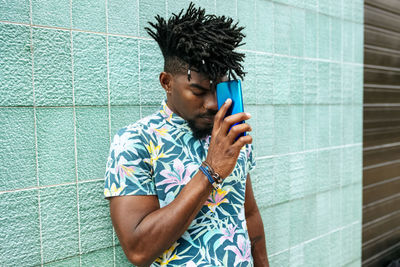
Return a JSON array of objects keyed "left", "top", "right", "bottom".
[
  {"left": 246, "top": 209, "right": 269, "bottom": 267},
  {"left": 124, "top": 171, "right": 212, "bottom": 265}
]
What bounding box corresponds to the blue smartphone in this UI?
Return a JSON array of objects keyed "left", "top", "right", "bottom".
[{"left": 216, "top": 80, "right": 246, "bottom": 137}]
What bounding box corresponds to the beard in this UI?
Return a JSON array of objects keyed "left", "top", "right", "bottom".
[{"left": 187, "top": 118, "right": 213, "bottom": 139}]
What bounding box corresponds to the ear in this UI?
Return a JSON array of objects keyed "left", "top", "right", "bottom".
[{"left": 159, "top": 72, "right": 173, "bottom": 94}]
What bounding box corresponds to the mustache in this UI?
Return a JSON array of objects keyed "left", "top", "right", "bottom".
[{"left": 198, "top": 110, "right": 217, "bottom": 118}]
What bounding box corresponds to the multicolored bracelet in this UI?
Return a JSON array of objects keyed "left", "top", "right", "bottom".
[{"left": 199, "top": 162, "right": 222, "bottom": 190}]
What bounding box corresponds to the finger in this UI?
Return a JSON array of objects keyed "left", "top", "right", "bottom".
[
  {"left": 232, "top": 135, "right": 253, "bottom": 150},
  {"left": 214, "top": 98, "right": 232, "bottom": 130},
  {"left": 226, "top": 123, "right": 252, "bottom": 144},
  {"left": 220, "top": 112, "right": 251, "bottom": 135}
]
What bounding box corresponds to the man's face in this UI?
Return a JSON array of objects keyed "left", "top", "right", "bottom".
[{"left": 165, "top": 71, "right": 228, "bottom": 139}]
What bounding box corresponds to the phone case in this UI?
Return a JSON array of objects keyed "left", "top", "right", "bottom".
[{"left": 216, "top": 80, "right": 246, "bottom": 137}]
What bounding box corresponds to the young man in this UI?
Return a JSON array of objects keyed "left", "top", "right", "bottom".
[{"left": 104, "top": 3, "right": 269, "bottom": 266}]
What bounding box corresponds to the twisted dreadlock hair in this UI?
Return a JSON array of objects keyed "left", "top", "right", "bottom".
[{"left": 145, "top": 2, "right": 246, "bottom": 83}]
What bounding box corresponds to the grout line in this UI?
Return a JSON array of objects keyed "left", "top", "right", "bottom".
[
  {"left": 29, "top": 0, "right": 44, "bottom": 265},
  {"left": 0, "top": 178, "right": 105, "bottom": 195},
  {"left": 69, "top": 1, "right": 82, "bottom": 263},
  {"left": 255, "top": 142, "right": 362, "bottom": 161},
  {"left": 269, "top": 220, "right": 360, "bottom": 258},
  {"left": 105, "top": 1, "right": 116, "bottom": 265},
  {"left": 0, "top": 20, "right": 153, "bottom": 40}
]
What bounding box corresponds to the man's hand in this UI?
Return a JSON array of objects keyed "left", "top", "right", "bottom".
[{"left": 206, "top": 98, "right": 253, "bottom": 178}]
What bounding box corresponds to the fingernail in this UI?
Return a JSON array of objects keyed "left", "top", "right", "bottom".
[
  {"left": 246, "top": 112, "right": 251, "bottom": 118},
  {"left": 225, "top": 98, "right": 231, "bottom": 103}
]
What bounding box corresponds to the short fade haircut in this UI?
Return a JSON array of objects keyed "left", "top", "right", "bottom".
[{"left": 145, "top": 2, "right": 246, "bottom": 83}]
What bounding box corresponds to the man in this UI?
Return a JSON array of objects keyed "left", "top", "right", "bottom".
[{"left": 104, "top": 3, "right": 269, "bottom": 266}]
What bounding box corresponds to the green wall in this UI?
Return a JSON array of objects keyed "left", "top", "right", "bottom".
[{"left": 0, "top": 0, "right": 363, "bottom": 266}]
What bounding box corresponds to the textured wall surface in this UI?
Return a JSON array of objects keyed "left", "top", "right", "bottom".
[{"left": 0, "top": 0, "right": 363, "bottom": 266}]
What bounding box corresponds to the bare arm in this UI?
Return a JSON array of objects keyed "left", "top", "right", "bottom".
[
  {"left": 245, "top": 174, "right": 269, "bottom": 267},
  {"left": 109, "top": 99, "right": 253, "bottom": 266}
]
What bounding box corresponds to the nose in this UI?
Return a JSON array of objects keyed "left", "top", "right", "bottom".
[{"left": 204, "top": 91, "right": 218, "bottom": 112}]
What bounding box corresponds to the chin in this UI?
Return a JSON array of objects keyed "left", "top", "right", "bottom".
[{"left": 188, "top": 120, "right": 212, "bottom": 139}]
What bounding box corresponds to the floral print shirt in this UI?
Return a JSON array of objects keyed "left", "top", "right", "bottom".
[{"left": 104, "top": 101, "right": 256, "bottom": 266}]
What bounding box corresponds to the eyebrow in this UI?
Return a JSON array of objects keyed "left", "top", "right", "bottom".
[{"left": 189, "top": 83, "right": 210, "bottom": 91}]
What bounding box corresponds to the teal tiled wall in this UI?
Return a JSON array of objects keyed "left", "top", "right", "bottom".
[{"left": 0, "top": 0, "right": 363, "bottom": 266}]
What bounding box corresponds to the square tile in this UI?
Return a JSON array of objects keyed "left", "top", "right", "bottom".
[
  {"left": 289, "top": 105, "right": 304, "bottom": 152},
  {"left": 255, "top": 105, "right": 274, "bottom": 157},
  {"left": 289, "top": 58, "right": 304, "bottom": 105},
  {"left": 329, "top": 62, "right": 342, "bottom": 104},
  {"left": 0, "top": 108, "right": 36, "bottom": 191},
  {"left": 107, "top": 0, "right": 138, "bottom": 36},
  {"left": 110, "top": 106, "right": 141, "bottom": 136},
  {"left": 304, "top": 151, "right": 318, "bottom": 196},
  {"left": 270, "top": 202, "right": 290, "bottom": 254},
  {"left": 79, "top": 181, "right": 113, "bottom": 253},
  {"left": 252, "top": 157, "right": 274, "bottom": 209},
  {"left": 32, "top": 0, "right": 70, "bottom": 28},
  {"left": 289, "top": 199, "right": 305, "bottom": 246},
  {"left": 329, "top": 188, "right": 342, "bottom": 230},
  {"left": 141, "top": 105, "right": 158, "bottom": 118},
  {"left": 303, "top": 238, "right": 319, "bottom": 266},
  {"left": 0, "top": 24, "right": 33, "bottom": 106},
  {"left": 290, "top": 8, "right": 305, "bottom": 57},
  {"left": 316, "top": 192, "right": 331, "bottom": 235},
  {"left": 242, "top": 52, "right": 257, "bottom": 105},
  {"left": 342, "top": 105, "right": 353, "bottom": 145},
  {"left": 341, "top": 147, "right": 353, "bottom": 186},
  {"left": 108, "top": 36, "right": 139, "bottom": 105},
  {"left": 317, "top": 62, "right": 330, "bottom": 104},
  {"left": 342, "top": 21, "right": 354, "bottom": 63},
  {"left": 36, "top": 107, "right": 75, "bottom": 186},
  {"left": 353, "top": 106, "right": 363, "bottom": 144},
  {"left": 73, "top": 32, "right": 107, "bottom": 106},
  {"left": 330, "top": 0, "right": 342, "bottom": 18},
  {"left": 317, "top": 105, "right": 329, "bottom": 148},
  {"left": 304, "top": 105, "right": 318, "bottom": 150},
  {"left": 40, "top": 184, "right": 79, "bottom": 262},
  {"left": 33, "top": 28, "right": 73, "bottom": 106},
  {"left": 318, "top": 14, "right": 330, "bottom": 60},
  {"left": 139, "top": 40, "right": 165, "bottom": 105},
  {"left": 318, "top": 0, "right": 329, "bottom": 15},
  {"left": 289, "top": 154, "right": 305, "bottom": 200},
  {"left": 273, "top": 105, "right": 290, "bottom": 154},
  {"left": 139, "top": 0, "right": 166, "bottom": 37},
  {"left": 342, "top": 64, "right": 353, "bottom": 104},
  {"left": 238, "top": 0, "right": 256, "bottom": 50},
  {"left": 353, "top": 0, "right": 363, "bottom": 23},
  {"left": 317, "top": 150, "right": 331, "bottom": 192},
  {"left": 256, "top": 0, "right": 273, "bottom": 52},
  {"left": 316, "top": 235, "right": 331, "bottom": 266},
  {"left": 290, "top": 244, "right": 304, "bottom": 267},
  {"left": 0, "top": 190, "right": 41, "bottom": 267},
  {"left": 76, "top": 107, "right": 110, "bottom": 181},
  {"left": 329, "top": 105, "right": 343, "bottom": 146},
  {"left": 273, "top": 155, "right": 290, "bottom": 204},
  {"left": 304, "top": 10, "right": 317, "bottom": 58},
  {"left": 0, "top": 0, "right": 29, "bottom": 23},
  {"left": 72, "top": 0, "right": 106, "bottom": 32},
  {"left": 330, "top": 18, "right": 342, "bottom": 61},
  {"left": 302, "top": 195, "right": 317, "bottom": 240},
  {"left": 342, "top": 0, "right": 353, "bottom": 21},
  {"left": 256, "top": 54, "right": 273, "bottom": 105},
  {"left": 330, "top": 230, "right": 342, "bottom": 264},
  {"left": 303, "top": 60, "right": 317, "bottom": 104},
  {"left": 353, "top": 65, "right": 363, "bottom": 104},
  {"left": 273, "top": 56, "right": 290, "bottom": 104},
  {"left": 81, "top": 247, "right": 114, "bottom": 267},
  {"left": 274, "top": 4, "right": 290, "bottom": 55}
]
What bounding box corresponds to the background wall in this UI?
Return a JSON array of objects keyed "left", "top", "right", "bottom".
[{"left": 0, "top": 0, "right": 363, "bottom": 266}]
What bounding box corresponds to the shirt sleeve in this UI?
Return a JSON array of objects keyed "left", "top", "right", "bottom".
[
  {"left": 104, "top": 126, "right": 156, "bottom": 197},
  {"left": 246, "top": 144, "right": 256, "bottom": 174}
]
